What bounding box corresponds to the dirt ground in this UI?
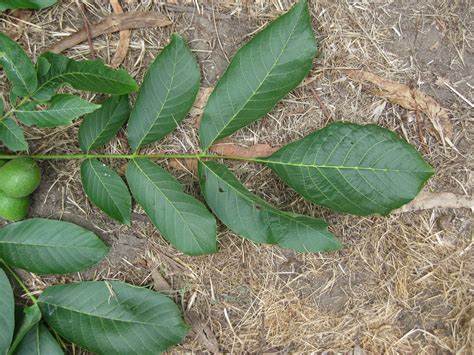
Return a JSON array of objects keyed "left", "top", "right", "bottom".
[{"left": 0, "top": 0, "right": 472, "bottom": 353}]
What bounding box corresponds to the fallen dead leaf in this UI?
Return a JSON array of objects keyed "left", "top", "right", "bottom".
[
  {"left": 47, "top": 11, "right": 171, "bottom": 53},
  {"left": 168, "top": 140, "right": 279, "bottom": 173},
  {"left": 109, "top": 0, "right": 130, "bottom": 68},
  {"left": 210, "top": 139, "right": 279, "bottom": 158},
  {"left": 395, "top": 191, "right": 473, "bottom": 213},
  {"left": 345, "top": 69, "right": 452, "bottom": 143}
]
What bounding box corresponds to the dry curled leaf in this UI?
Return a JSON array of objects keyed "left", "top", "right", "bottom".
[
  {"left": 190, "top": 87, "right": 213, "bottom": 126},
  {"left": 345, "top": 69, "right": 452, "bottom": 142},
  {"left": 109, "top": 0, "right": 130, "bottom": 67},
  {"left": 395, "top": 192, "right": 473, "bottom": 213},
  {"left": 47, "top": 11, "right": 171, "bottom": 53}
]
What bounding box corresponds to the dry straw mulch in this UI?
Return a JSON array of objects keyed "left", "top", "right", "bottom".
[{"left": 0, "top": 0, "right": 472, "bottom": 353}]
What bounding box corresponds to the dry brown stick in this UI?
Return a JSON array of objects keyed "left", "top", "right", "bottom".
[
  {"left": 47, "top": 11, "right": 171, "bottom": 53},
  {"left": 109, "top": 0, "right": 130, "bottom": 67}
]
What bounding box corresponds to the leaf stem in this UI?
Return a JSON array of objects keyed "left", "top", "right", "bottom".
[
  {"left": 0, "top": 259, "right": 38, "bottom": 304},
  {"left": 0, "top": 153, "right": 267, "bottom": 164}
]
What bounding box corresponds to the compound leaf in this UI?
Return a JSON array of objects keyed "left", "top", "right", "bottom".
[
  {"left": 79, "top": 95, "right": 130, "bottom": 152},
  {"left": 0, "top": 269, "right": 14, "bottom": 355},
  {"left": 0, "top": 118, "right": 27, "bottom": 151},
  {"left": 13, "top": 324, "right": 63, "bottom": 355},
  {"left": 38, "top": 281, "right": 188, "bottom": 354},
  {"left": 199, "top": 161, "right": 341, "bottom": 252},
  {"left": 34, "top": 52, "right": 138, "bottom": 101},
  {"left": 126, "top": 159, "right": 217, "bottom": 256},
  {"left": 0, "top": 32, "right": 37, "bottom": 96},
  {"left": 81, "top": 159, "right": 131, "bottom": 225},
  {"left": 127, "top": 34, "right": 200, "bottom": 151},
  {"left": 8, "top": 304, "right": 42, "bottom": 355},
  {"left": 16, "top": 94, "right": 100, "bottom": 128},
  {"left": 0, "top": 218, "right": 108, "bottom": 274},
  {"left": 0, "top": 0, "right": 57, "bottom": 11},
  {"left": 199, "top": 0, "right": 316, "bottom": 150},
  {"left": 262, "top": 122, "right": 434, "bottom": 216}
]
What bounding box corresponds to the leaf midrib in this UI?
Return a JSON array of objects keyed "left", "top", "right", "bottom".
[
  {"left": 35, "top": 70, "right": 134, "bottom": 96},
  {"left": 204, "top": 4, "right": 303, "bottom": 149},
  {"left": 39, "top": 300, "right": 173, "bottom": 328},
  {"left": 261, "top": 159, "right": 432, "bottom": 173},
  {"left": 0, "top": 240, "right": 102, "bottom": 250}
]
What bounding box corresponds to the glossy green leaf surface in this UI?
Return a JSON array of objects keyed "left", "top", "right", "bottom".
[
  {"left": 39, "top": 281, "right": 188, "bottom": 354},
  {"left": 0, "top": 33, "right": 37, "bottom": 96},
  {"left": 126, "top": 159, "right": 217, "bottom": 255},
  {"left": 0, "top": 218, "right": 108, "bottom": 274},
  {"left": 16, "top": 94, "right": 100, "bottom": 128},
  {"left": 8, "top": 304, "right": 41, "bottom": 355},
  {"left": 0, "top": 0, "right": 57, "bottom": 11},
  {"left": 199, "top": 0, "right": 316, "bottom": 150},
  {"left": 13, "top": 324, "right": 63, "bottom": 355},
  {"left": 263, "top": 122, "right": 434, "bottom": 216},
  {"left": 199, "top": 161, "right": 341, "bottom": 252},
  {"left": 81, "top": 159, "right": 131, "bottom": 225},
  {"left": 79, "top": 95, "right": 130, "bottom": 152},
  {"left": 0, "top": 269, "right": 14, "bottom": 355},
  {"left": 127, "top": 34, "right": 200, "bottom": 151},
  {"left": 34, "top": 52, "right": 138, "bottom": 101},
  {"left": 0, "top": 118, "right": 27, "bottom": 151}
]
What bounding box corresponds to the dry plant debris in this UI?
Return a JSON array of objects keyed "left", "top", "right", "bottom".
[
  {"left": 345, "top": 69, "right": 453, "bottom": 144},
  {"left": 1, "top": 0, "right": 471, "bottom": 353},
  {"left": 47, "top": 11, "right": 171, "bottom": 54},
  {"left": 109, "top": 0, "right": 130, "bottom": 68}
]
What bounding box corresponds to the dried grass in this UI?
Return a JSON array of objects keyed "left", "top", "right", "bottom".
[{"left": 1, "top": 0, "right": 472, "bottom": 353}]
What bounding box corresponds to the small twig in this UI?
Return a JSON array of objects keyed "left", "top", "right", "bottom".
[
  {"left": 443, "top": 81, "right": 474, "bottom": 108},
  {"left": 47, "top": 11, "right": 171, "bottom": 54},
  {"left": 76, "top": 0, "right": 95, "bottom": 59}
]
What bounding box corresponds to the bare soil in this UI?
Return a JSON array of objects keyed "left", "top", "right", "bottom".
[{"left": 0, "top": 0, "right": 472, "bottom": 353}]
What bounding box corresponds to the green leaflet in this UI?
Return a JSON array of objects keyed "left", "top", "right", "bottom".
[
  {"left": 81, "top": 159, "right": 131, "bottom": 225},
  {"left": 262, "top": 122, "right": 434, "bottom": 216},
  {"left": 126, "top": 159, "right": 217, "bottom": 256},
  {"left": 79, "top": 95, "right": 130, "bottom": 152},
  {"left": 0, "top": 33, "right": 37, "bottom": 96},
  {"left": 12, "top": 324, "right": 63, "bottom": 355},
  {"left": 0, "top": 218, "right": 108, "bottom": 274},
  {"left": 199, "top": 161, "right": 341, "bottom": 252},
  {"left": 15, "top": 94, "right": 100, "bottom": 128},
  {"left": 38, "top": 281, "right": 188, "bottom": 354},
  {"left": 199, "top": 0, "right": 316, "bottom": 150},
  {"left": 7, "top": 304, "right": 41, "bottom": 355},
  {"left": 0, "top": 0, "right": 57, "bottom": 11},
  {"left": 0, "top": 118, "right": 27, "bottom": 151},
  {"left": 127, "top": 34, "right": 200, "bottom": 151},
  {"left": 34, "top": 52, "right": 138, "bottom": 101},
  {"left": 0, "top": 269, "right": 14, "bottom": 355}
]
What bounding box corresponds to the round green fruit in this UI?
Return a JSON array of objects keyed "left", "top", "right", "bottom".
[
  {"left": 0, "top": 160, "right": 5, "bottom": 168},
  {"left": 0, "top": 158, "right": 41, "bottom": 198},
  {"left": 0, "top": 190, "right": 29, "bottom": 221}
]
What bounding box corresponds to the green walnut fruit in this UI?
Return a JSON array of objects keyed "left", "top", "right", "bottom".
[
  {"left": 0, "top": 190, "right": 29, "bottom": 221},
  {"left": 0, "top": 158, "right": 41, "bottom": 198}
]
